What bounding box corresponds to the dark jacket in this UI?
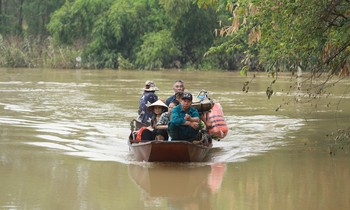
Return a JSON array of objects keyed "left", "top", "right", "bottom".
[
  {"left": 165, "top": 95, "right": 176, "bottom": 106},
  {"left": 167, "top": 105, "right": 200, "bottom": 141},
  {"left": 138, "top": 91, "right": 158, "bottom": 125}
]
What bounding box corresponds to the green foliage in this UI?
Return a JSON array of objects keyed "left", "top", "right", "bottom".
[
  {"left": 45, "top": 0, "right": 221, "bottom": 69},
  {"left": 240, "top": 66, "right": 248, "bottom": 77},
  {"left": 135, "top": 30, "right": 181, "bottom": 69},
  {"left": 1, "top": 0, "right": 348, "bottom": 71},
  {"left": 0, "top": 34, "right": 81, "bottom": 68},
  {"left": 23, "top": 0, "right": 65, "bottom": 35},
  {"left": 199, "top": 55, "right": 223, "bottom": 70},
  {"left": 0, "top": 0, "right": 241, "bottom": 70},
  {"left": 204, "top": 0, "right": 350, "bottom": 74},
  {"left": 43, "top": 38, "right": 82, "bottom": 69},
  {"left": 0, "top": 0, "right": 64, "bottom": 35},
  {"left": 159, "top": 0, "right": 191, "bottom": 21},
  {"left": 0, "top": 11, "right": 14, "bottom": 34},
  {"left": 47, "top": 0, "right": 115, "bottom": 44},
  {"left": 173, "top": 4, "right": 218, "bottom": 68},
  {"left": 117, "top": 54, "right": 134, "bottom": 70},
  {"left": 81, "top": 0, "right": 171, "bottom": 68},
  {"left": 0, "top": 35, "right": 32, "bottom": 67}
]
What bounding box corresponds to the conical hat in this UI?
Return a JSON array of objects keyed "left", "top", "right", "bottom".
[{"left": 147, "top": 100, "right": 168, "bottom": 112}]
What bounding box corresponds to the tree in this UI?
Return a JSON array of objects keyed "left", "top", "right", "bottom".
[
  {"left": 82, "top": 0, "right": 171, "bottom": 68},
  {"left": 135, "top": 30, "right": 181, "bottom": 69},
  {"left": 160, "top": 0, "right": 220, "bottom": 68},
  {"left": 198, "top": 0, "right": 350, "bottom": 110},
  {"left": 23, "top": 0, "right": 65, "bottom": 35},
  {"left": 47, "top": 0, "right": 114, "bottom": 45},
  {"left": 0, "top": 0, "right": 64, "bottom": 36},
  {"left": 0, "top": 0, "right": 23, "bottom": 34},
  {"left": 201, "top": 0, "right": 350, "bottom": 75},
  {"left": 47, "top": 0, "right": 222, "bottom": 69},
  {"left": 173, "top": 4, "right": 218, "bottom": 68}
]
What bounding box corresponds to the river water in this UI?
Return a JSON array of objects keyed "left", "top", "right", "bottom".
[{"left": 0, "top": 68, "right": 349, "bottom": 210}]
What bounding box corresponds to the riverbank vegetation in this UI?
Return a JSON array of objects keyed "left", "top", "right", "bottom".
[{"left": 0, "top": 0, "right": 349, "bottom": 75}]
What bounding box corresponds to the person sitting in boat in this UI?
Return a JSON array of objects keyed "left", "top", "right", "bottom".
[
  {"left": 175, "top": 91, "right": 183, "bottom": 103},
  {"left": 132, "top": 99, "right": 168, "bottom": 141},
  {"left": 137, "top": 80, "right": 159, "bottom": 126},
  {"left": 146, "top": 100, "right": 169, "bottom": 140},
  {"left": 168, "top": 92, "right": 201, "bottom": 141},
  {"left": 165, "top": 80, "right": 185, "bottom": 106},
  {"left": 155, "top": 99, "right": 180, "bottom": 141}
]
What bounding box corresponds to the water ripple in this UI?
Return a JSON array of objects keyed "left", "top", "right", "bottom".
[
  {"left": 1, "top": 78, "right": 306, "bottom": 164},
  {"left": 210, "top": 115, "right": 304, "bottom": 162}
]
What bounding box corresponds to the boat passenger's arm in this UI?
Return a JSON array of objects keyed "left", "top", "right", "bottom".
[
  {"left": 183, "top": 120, "right": 199, "bottom": 129},
  {"left": 185, "top": 114, "right": 199, "bottom": 122},
  {"left": 155, "top": 124, "right": 168, "bottom": 130}
]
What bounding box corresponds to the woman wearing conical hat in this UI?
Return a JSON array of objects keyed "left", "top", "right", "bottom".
[{"left": 147, "top": 100, "right": 169, "bottom": 140}]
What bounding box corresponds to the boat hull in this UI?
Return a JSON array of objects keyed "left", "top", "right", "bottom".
[{"left": 129, "top": 140, "right": 211, "bottom": 162}]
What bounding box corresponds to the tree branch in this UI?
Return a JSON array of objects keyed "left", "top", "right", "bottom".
[{"left": 325, "top": 40, "right": 350, "bottom": 65}]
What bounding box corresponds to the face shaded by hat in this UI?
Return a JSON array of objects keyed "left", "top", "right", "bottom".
[
  {"left": 147, "top": 100, "right": 168, "bottom": 112},
  {"left": 181, "top": 92, "right": 193, "bottom": 101},
  {"left": 144, "top": 80, "right": 159, "bottom": 91}
]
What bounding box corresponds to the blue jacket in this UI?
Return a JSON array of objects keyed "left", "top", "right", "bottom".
[
  {"left": 170, "top": 105, "right": 199, "bottom": 126},
  {"left": 138, "top": 91, "right": 158, "bottom": 125},
  {"left": 165, "top": 95, "right": 176, "bottom": 106}
]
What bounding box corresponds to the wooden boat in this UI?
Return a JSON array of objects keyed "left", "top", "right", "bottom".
[
  {"left": 129, "top": 118, "right": 213, "bottom": 162},
  {"left": 128, "top": 89, "right": 218, "bottom": 163},
  {"left": 129, "top": 140, "right": 212, "bottom": 162}
]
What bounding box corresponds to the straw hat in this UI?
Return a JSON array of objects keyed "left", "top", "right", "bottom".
[
  {"left": 147, "top": 100, "right": 168, "bottom": 112},
  {"left": 144, "top": 80, "right": 159, "bottom": 91}
]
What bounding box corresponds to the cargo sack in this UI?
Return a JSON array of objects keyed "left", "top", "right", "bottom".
[
  {"left": 202, "top": 103, "right": 228, "bottom": 139},
  {"left": 192, "top": 90, "right": 214, "bottom": 113}
]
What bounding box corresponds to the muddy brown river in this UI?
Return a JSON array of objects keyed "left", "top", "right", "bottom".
[{"left": 1, "top": 68, "right": 349, "bottom": 210}]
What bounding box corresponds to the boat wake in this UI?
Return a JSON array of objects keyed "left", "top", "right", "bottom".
[
  {"left": 0, "top": 114, "right": 304, "bottom": 164},
  {"left": 208, "top": 115, "right": 304, "bottom": 163},
  {"left": 0, "top": 80, "right": 304, "bottom": 164}
]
